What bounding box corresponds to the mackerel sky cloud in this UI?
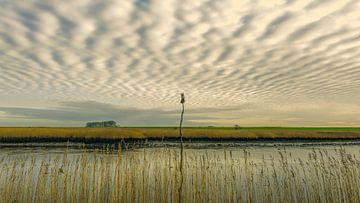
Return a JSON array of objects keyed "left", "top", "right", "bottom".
[{"left": 0, "top": 0, "right": 359, "bottom": 126}]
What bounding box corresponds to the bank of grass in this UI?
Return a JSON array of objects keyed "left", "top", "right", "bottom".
[{"left": 0, "top": 127, "right": 360, "bottom": 142}]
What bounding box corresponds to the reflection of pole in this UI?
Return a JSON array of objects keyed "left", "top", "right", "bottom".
[{"left": 178, "top": 93, "right": 185, "bottom": 203}]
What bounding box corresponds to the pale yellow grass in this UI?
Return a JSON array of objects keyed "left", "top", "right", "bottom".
[
  {"left": 0, "top": 127, "right": 360, "bottom": 140},
  {"left": 0, "top": 148, "right": 359, "bottom": 202}
]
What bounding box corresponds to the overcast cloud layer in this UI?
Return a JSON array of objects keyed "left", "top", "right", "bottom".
[{"left": 0, "top": 0, "right": 359, "bottom": 126}]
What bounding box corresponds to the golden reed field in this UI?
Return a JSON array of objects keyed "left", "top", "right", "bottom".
[
  {"left": 0, "top": 127, "right": 360, "bottom": 141},
  {"left": 0, "top": 147, "right": 359, "bottom": 203}
]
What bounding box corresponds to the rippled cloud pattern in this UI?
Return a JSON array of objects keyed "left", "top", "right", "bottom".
[{"left": 0, "top": 0, "right": 359, "bottom": 126}]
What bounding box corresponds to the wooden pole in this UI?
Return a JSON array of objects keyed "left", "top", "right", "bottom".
[{"left": 178, "top": 93, "right": 185, "bottom": 203}]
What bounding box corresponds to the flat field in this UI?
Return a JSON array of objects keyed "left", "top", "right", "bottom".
[{"left": 0, "top": 127, "right": 360, "bottom": 142}]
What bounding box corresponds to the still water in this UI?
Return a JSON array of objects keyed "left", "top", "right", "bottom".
[{"left": 1, "top": 140, "right": 359, "bottom": 160}]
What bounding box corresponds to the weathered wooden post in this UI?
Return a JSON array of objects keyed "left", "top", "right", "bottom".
[
  {"left": 178, "top": 92, "right": 185, "bottom": 203},
  {"left": 180, "top": 93, "right": 185, "bottom": 142}
]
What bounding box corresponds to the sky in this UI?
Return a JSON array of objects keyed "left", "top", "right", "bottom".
[{"left": 0, "top": 0, "right": 359, "bottom": 127}]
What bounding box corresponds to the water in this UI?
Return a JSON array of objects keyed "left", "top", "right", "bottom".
[
  {"left": 0, "top": 141, "right": 360, "bottom": 202},
  {"left": 1, "top": 140, "right": 359, "bottom": 161}
]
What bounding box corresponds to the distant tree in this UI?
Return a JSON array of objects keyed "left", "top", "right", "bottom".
[
  {"left": 235, "top": 124, "right": 240, "bottom": 130},
  {"left": 86, "top": 121, "right": 117, "bottom": 127}
]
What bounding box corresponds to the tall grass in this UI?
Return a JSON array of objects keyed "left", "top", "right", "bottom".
[
  {"left": 1, "top": 127, "right": 360, "bottom": 141},
  {"left": 0, "top": 146, "right": 359, "bottom": 202}
]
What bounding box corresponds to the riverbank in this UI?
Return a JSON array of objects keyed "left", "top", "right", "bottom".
[{"left": 0, "top": 127, "right": 360, "bottom": 143}]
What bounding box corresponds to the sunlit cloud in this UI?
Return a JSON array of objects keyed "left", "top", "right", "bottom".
[{"left": 0, "top": 0, "right": 359, "bottom": 126}]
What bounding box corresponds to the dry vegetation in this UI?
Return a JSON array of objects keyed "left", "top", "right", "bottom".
[
  {"left": 0, "top": 147, "right": 359, "bottom": 203},
  {"left": 0, "top": 127, "right": 360, "bottom": 141}
]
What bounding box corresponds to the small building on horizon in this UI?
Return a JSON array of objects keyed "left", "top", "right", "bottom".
[{"left": 86, "top": 121, "right": 117, "bottom": 127}]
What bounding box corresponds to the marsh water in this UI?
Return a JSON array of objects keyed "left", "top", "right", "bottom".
[
  {"left": 1, "top": 140, "right": 360, "bottom": 161},
  {"left": 1, "top": 140, "right": 360, "bottom": 202}
]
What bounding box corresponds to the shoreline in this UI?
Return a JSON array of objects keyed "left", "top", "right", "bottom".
[{"left": 1, "top": 136, "right": 360, "bottom": 144}]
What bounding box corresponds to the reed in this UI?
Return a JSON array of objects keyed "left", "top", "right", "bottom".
[
  {"left": 0, "top": 146, "right": 359, "bottom": 203},
  {"left": 0, "top": 127, "right": 360, "bottom": 143}
]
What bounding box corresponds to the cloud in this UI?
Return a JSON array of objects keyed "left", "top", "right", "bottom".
[
  {"left": 0, "top": 101, "right": 180, "bottom": 126},
  {"left": 0, "top": 0, "right": 359, "bottom": 126},
  {"left": 1, "top": 100, "right": 359, "bottom": 127},
  {"left": 0, "top": 100, "right": 238, "bottom": 126}
]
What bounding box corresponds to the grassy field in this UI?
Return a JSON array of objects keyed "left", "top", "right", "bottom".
[{"left": 0, "top": 127, "right": 360, "bottom": 142}]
